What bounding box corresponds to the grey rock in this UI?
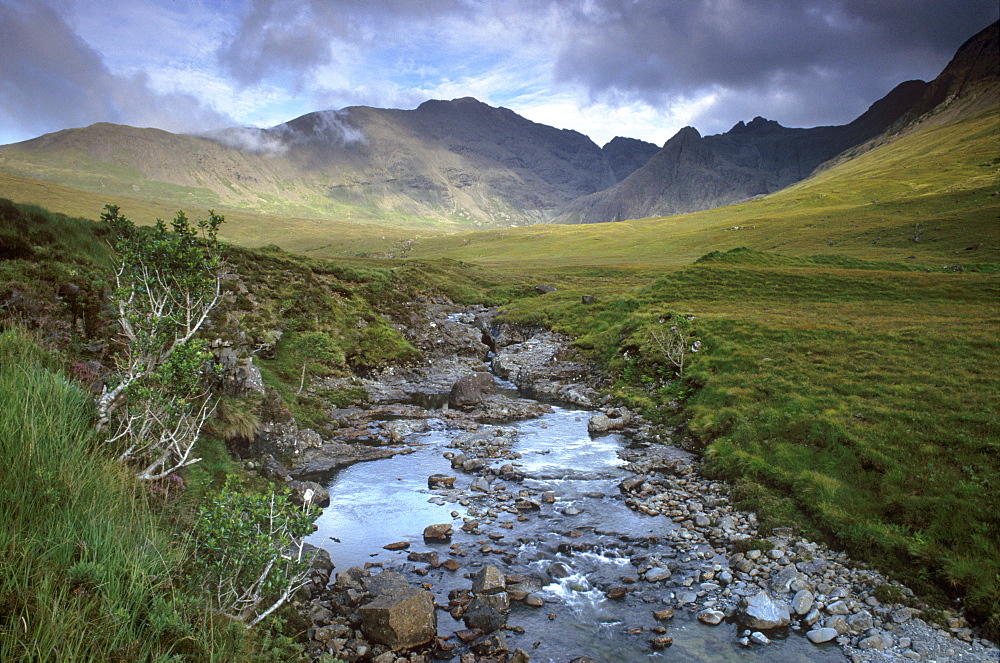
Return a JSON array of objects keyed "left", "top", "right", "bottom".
[
  {"left": 547, "top": 562, "right": 572, "bottom": 579},
  {"left": 848, "top": 610, "right": 874, "bottom": 633},
  {"left": 470, "top": 476, "right": 492, "bottom": 493},
  {"left": 792, "top": 589, "right": 814, "bottom": 615},
  {"left": 826, "top": 600, "right": 850, "bottom": 615},
  {"left": 858, "top": 633, "right": 893, "bottom": 650},
  {"left": 697, "top": 609, "right": 725, "bottom": 625},
  {"left": 644, "top": 567, "right": 672, "bottom": 583},
  {"left": 825, "top": 615, "right": 849, "bottom": 635},
  {"left": 740, "top": 591, "right": 791, "bottom": 630},
  {"left": 422, "top": 523, "right": 453, "bottom": 542},
  {"left": 770, "top": 566, "right": 800, "bottom": 593},
  {"left": 471, "top": 631, "right": 508, "bottom": 655},
  {"left": 471, "top": 592, "right": 510, "bottom": 614},
  {"left": 463, "top": 601, "right": 506, "bottom": 633},
  {"left": 717, "top": 515, "right": 736, "bottom": 531},
  {"left": 449, "top": 372, "right": 497, "bottom": 408},
  {"left": 891, "top": 607, "right": 917, "bottom": 623},
  {"left": 806, "top": 627, "right": 839, "bottom": 644},
  {"left": 427, "top": 474, "right": 456, "bottom": 489}
]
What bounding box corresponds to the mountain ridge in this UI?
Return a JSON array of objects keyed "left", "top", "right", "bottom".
[{"left": 0, "top": 21, "right": 994, "bottom": 229}]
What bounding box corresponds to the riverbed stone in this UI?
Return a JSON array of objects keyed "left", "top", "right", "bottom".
[
  {"left": 547, "top": 562, "right": 572, "bottom": 579},
  {"left": 428, "top": 474, "right": 456, "bottom": 489},
  {"left": 471, "top": 631, "right": 508, "bottom": 655},
  {"left": 859, "top": 633, "right": 894, "bottom": 650},
  {"left": 739, "top": 591, "right": 791, "bottom": 630},
  {"left": 825, "top": 615, "right": 849, "bottom": 635},
  {"left": 449, "top": 372, "right": 497, "bottom": 408},
  {"left": 422, "top": 523, "right": 453, "bottom": 542},
  {"left": 807, "top": 627, "right": 839, "bottom": 644},
  {"left": 792, "top": 589, "right": 814, "bottom": 615},
  {"left": 359, "top": 587, "right": 436, "bottom": 650},
  {"left": 470, "top": 592, "right": 510, "bottom": 614},
  {"left": 645, "top": 567, "right": 672, "bottom": 583},
  {"left": 524, "top": 593, "right": 544, "bottom": 607},
  {"left": 407, "top": 551, "right": 439, "bottom": 566},
  {"left": 847, "top": 610, "right": 874, "bottom": 632},
  {"left": 697, "top": 609, "right": 725, "bottom": 625},
  {"left": 463, "top": 601, "right": 506, "bottom": 633},
  {"left": 826, "top": 600, "right": 850, "bottom": 615},
  {"left": 472, "top": 566, "right": 506, "bottom": 595}
]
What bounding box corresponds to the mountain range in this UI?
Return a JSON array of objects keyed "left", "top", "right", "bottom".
[{"left": 0, "top": 21, "right": 995, "bottom": 229}]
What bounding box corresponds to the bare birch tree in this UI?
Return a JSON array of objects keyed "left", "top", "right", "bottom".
[{"left": 97, "top": 205, "right": 225, "bottom": 480}]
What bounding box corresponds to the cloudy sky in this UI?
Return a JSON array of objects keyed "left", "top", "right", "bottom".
[{"left": 1, "top": 0, "right": 996, "bottom": 148}]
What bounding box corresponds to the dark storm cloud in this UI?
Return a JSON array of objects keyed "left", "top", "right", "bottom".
[
  {"left": 1, "top": 0, "right": 996, "bottom": 145},
  {"left": 217, "top": 0, "right": 472, "bottom": 87},
  {"left": 549, "top": 0, "right": 998, "bottom": 131},
  {"left": 0, "top": 0, "right": 231, "bottom": 142}
]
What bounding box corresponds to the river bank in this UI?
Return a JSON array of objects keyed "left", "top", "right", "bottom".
[{"left": 270, "top": 301, "right": 998, "bottom": 663}]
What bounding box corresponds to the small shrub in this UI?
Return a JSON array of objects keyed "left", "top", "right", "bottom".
[
  {"left": 731, "top": 538, "right": 775, "bottom": 554},
  {"left": 873, "top": 583, "right": 908, "bottom": 605},
  {"left": 66, "top": 561, "right": 106, "bottom": 593},
  {"left": 188, "top": 477, "right": 318, "bottom": 628}
]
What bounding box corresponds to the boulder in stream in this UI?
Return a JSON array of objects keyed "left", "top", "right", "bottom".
[
  {"left": 359, "top": 586, "right": 436, "bottom": 650},
  {"left": 463, "top": 601, "right": 506, "bottom": 633},
  {"left": 472, "top": 566, "right": 506, "bottom": 595},
  {"left": 448, "top": 372, "right": 497, "bottom": 408},
  {"left": 428, "top": 474, "right": 456, "bottom": 489}
]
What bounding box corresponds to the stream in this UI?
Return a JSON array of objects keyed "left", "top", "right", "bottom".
[{"left": 305, "top": 398, "right": 846, "bottom": 662}]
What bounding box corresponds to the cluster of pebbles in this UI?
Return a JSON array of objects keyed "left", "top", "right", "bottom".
[{"left": 614, "top": 433, "right": 1000, "bottom": 663}]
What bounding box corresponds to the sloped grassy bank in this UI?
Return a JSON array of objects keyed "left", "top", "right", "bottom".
[
  {"left": 0, "top": 330, "right": 243, "bottom": 661},
  {"left": 498, "top": 248, "right": 1000, "bottom": 639}
]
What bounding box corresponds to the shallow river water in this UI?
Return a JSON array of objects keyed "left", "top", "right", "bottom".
[{"left": 306, "top": 402, "right": 846, "bottom": 662}]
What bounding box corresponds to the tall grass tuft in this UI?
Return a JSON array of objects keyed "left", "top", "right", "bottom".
[{"left": 0, "top": 328, "right": 245, "bottom": 661}]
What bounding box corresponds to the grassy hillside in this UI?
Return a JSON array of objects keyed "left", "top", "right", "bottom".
[
  {"left": 405, "top": 106, "right": 999, "bottom": 269},
  {"left": 0, "top": 171, "right": 432, "bottom": 258},
  {"left": 494, "top": 249, "right": 998, "bottom": 632},
  {"left": 0, "top": 329, "right": 254, "bottom": 662}
]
